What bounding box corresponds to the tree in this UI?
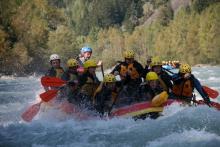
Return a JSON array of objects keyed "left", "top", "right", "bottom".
[
  {"left": 47, "top": 25, "right": 78, "bottom": 61},
  {"left": 94, "top": 27, "right": 124, "bottom": 67},
  {"left": 198, "top": 4, "right": 220, "bottom": 64}
]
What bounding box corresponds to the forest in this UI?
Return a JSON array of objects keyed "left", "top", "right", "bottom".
[{"left": 0, "top": 0, "right": 219, "bottom": 75}]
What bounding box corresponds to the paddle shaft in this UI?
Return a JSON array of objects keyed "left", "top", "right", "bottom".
[{"left": 101, "top": 64, "right": 104, "bottom": 78}]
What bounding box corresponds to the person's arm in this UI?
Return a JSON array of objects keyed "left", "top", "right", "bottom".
[
  {"left": 161, "top": 72, "right": 173, "bottom": 89},
  {"left": 193, "top": 76, "right": 211, "bottom": 105}
]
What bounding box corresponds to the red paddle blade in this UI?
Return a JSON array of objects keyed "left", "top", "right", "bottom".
[
  {"left": 21, "top": 102, "right": 41, "bottom": 122},
  {"left": 41, "top": 76, "right": 66, "bottom": 87},
  {"left": 197, "top": 100, "right": 220, "bottom": 110},
  {"left": 203, "top": 86, "right": 219, "bottom": 99},
  {"left": 210, "top": 101, "right": 220, "bottom": 110},
  {"left": 40, "top": 90, "right": 58, "bottom": 102}
]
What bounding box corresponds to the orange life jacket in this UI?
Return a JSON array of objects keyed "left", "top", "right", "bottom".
[
  {"left": 119, "top": 63, "right": 140, "bottom": 80},
  {"left": 172, "top": 79, "right": 193, "bottom": 97},
  {"left": 120, "top": 65, "right": 127, "bottom": 79}
]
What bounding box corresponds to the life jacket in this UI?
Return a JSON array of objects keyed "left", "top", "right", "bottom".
[
  {"left": 93, "top": 83, "right": 118, "bottom": 105},
  {"left": 76, "top": 56, "right": 84, "bottom": 67},
  {"left": 172, "top": 79, "right": 194, "bottom": 98},
  {"left": 55, "top": 67, "right": 64, "bottom": 78},
  {"left": 46, "top": 67, "right": 64, "bottom": 78},
  {"left": 80, "top": 75, "right": 99, "bottom": 98},
  {"left": 120, "top": 65, "right": 127, "bottom": 79},
  {"left": 119, "top": 63, "right": 140, "bottom": 80},
  {"left": 93, "top": 82, "right": 104, "bottom": 104},
  {"left": 69, "top": 73, "right": 78, "bottom": 81}
]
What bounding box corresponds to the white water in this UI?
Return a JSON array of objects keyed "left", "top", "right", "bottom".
[{"left": 0, "top": 66, "right": 220, "bottom": 147}]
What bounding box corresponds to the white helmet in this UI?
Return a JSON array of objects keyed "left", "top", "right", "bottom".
[{"left": 50, "top": 54, "right": 60, "bottom": 62}]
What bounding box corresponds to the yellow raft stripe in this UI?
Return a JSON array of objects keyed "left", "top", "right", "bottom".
[{"left": 122, "top": 107, "right": 164, "bottom": 117}]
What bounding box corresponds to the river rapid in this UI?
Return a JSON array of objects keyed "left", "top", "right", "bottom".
[{"left": 0, "top": 66, "right": 220, "bottom": 147}]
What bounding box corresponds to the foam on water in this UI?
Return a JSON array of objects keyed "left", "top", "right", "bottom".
[{"left": 0, "top": 75, "right": 16, "bottom": 80}]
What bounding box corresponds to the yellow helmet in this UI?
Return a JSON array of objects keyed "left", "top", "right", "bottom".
[
  {"left": 146, "top": 72, "right": 159, "bottom": 81},
  {"left": 179, "top": 63, "right": 191, "bottom": 73},
  {"left": 150, "top": 56, "right": 162, "bottom": 67},
  {"left": 103, "top": 74, "right": 116, "bottom": 83},
  {"left": 67, "top": 59, "right": 78, "bottom": 67},
  {"left": 83, "top": 59, "right": 97, "bottom": 68},
  {"left": 123, "top": 50, "right": 135, "bottom": 58}
]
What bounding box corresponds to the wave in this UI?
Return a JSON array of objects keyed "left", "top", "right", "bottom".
[
  {"left": 0, "top": 75, "right": 16, "bottom": 80},
  {"left": 147, "top": 129, "right": 220, "bottom": 147}
]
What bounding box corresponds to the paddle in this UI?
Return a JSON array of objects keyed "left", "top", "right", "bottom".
[
  {"left": 162, "top": 68, "right": 219, "bottom": 99},
  {"left": 202, "top": 86, "right": 219, "bottom": 99},
  {"left": 196, "top": 100, "right": 220, "bottom": 110},
  {"left": 21, "top": 89, "right": 61, "bottom": 122},
  {"left": 21, "top": 101, "right": 43, "bottom": 122},
  {"left": 41, "top": 76, "right": 67, "bottom": 87},
  {"left": 40, "top": 89, "right": 59, "bottom": 102},
  {"left": 101, "top": 64, "right": 104, "bottom": 78}
]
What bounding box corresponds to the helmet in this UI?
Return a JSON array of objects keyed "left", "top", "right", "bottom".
[
  {"left": 83, "top": 59, "right": 97, "bottom": 68},
  {"left": 150, "top": 56, "right": 162, "bottom": 67},
  {"left": 50, "top": 54, "right": 60, "bottom": 62},
  {"left": 81, "top": 46, "right": 92, "bottom": 54},
  {"left": 103, "top": 74, "right": 116, "bottom": 83},
  {"left": 123, "top": 50, "right": 135, "bottom": 58},
  {"left": 146, "top": 72, "right": 159, "bottom": 81},
  {"left": 67, "top": 59, "right": 78, "bottom": 67},
  {"left": 179, "top": 63, "right": 191, "bottom": 73}
]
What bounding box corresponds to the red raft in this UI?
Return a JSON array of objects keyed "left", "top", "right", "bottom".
[
  {"left": 110, "top": 99, "right": 220, "bottom": 118},
  {"left": 50, "top": 99, "right": 220, "bottom": 120}
]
